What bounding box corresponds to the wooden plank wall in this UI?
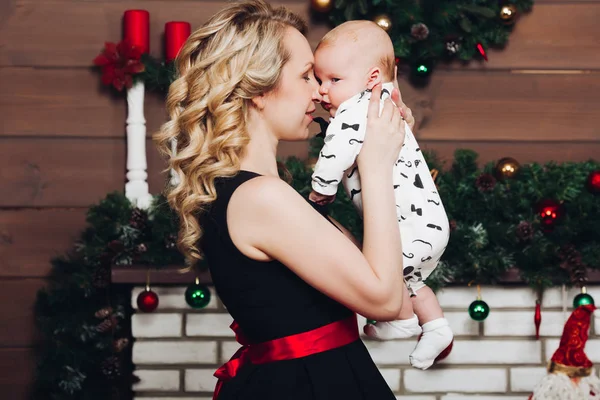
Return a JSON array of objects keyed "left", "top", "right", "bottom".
[{"left": 1, "top": 0, "right": 599, "bottom": 397}]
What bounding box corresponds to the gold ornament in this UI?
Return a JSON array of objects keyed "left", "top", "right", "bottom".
[
  {"left": 494, "top": 157, "right": 521, "bottom": 180},
  {"left": 373, "top": 14, "right": 392, "bottom": 32},
  {"left": 499, "top": 4, "right": 518, "bottom": 25},
  {"left": 310, "top": 0, "right": 333, "bottom": 13}
]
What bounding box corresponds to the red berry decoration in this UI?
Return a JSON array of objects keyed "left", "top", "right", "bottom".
[
  {"left": 587, "top": 170, "right": 600, "bottom": 194},
  {"left": 137, "top": 289, "right": 159, "bottom": 312},
  {"left": 535, "top": 199, "right": 565, "bottom": 231}
]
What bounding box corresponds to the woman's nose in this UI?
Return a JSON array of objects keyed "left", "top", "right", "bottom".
[{"left": 312, "top": 85, "right": 323, "bottom": 102}]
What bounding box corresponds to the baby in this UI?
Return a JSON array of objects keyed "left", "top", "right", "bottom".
[{"left": 309, "top": 20, "right": 453, "bottom": 370}]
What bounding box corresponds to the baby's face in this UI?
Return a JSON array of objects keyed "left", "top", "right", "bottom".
[{"left": 314, "top": 44, "right": 370, "bottom": 117}]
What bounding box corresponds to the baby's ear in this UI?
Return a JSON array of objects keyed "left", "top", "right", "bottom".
[{"left": 366, "top": 67, "right": 383, "bottom": 90}]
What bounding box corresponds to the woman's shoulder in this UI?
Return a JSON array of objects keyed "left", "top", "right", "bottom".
[{"left": 231, "top": 174, "right": 299, "bottom": 207}]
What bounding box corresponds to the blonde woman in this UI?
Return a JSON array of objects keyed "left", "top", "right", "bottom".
[{"left": 154, "top": 1, "right": 414, "bottom": 398}]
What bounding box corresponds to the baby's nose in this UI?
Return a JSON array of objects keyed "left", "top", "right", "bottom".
[{"left": 318, "top": 85, "right": 328, "bottom": 96}]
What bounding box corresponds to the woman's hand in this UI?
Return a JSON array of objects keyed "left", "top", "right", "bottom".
[
  {"left": 357, "top": 84, "right": 405, "bottom": 172},
  {"left": 392, "top": 66, "right": 415, "bottom": 130}
]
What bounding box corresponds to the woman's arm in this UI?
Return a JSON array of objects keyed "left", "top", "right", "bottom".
[
  {"left": 228, "top": 176, "right": 402, "bottom": 321},
  {"left": 327, "top": 216, "right": 361, "bottom": 250},
  {"left": 228, "top": 85, "right": 406, "bottom": 321}
]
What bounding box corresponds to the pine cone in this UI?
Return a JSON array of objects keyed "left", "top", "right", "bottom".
[
  {"left": 95, "top": 307, "right": 113, "bottom": 319},
  {"left": 113, "top": 338, "right": 130, "bottom": 353},
  {"left": 129, "top": 208, "right": 149, "bottom": 230},
  {"left": 570, "top": 266, "right": 588, "bottom": 286},
  {"left": 411, "top": 23, "right": 429, "bottom": 40},
  {"left": 92, "top": 266, "right": 111, "bottom": 289},
  {"left": 475, "top": 173, "right": 497, "bottom": 192},
  {"left": 96, "top": 317, "right": 114, "bottom": 333},
  {"left": 101, "top": 356, "right": 121, "bottom": 378},
  {"left": 558, "top": 244, "right": 582, "bottom": 268},
  {"left": 516, "top": 221, "right": 534, "bottom": 241}
]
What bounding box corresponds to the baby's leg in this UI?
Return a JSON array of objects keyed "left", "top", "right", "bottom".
[
  {"left": 409, "top": 285, "right": 453, "bottom": 370},
  {"left": 411, "top": 285, "right": 444, "bottom": 323},
  {"left": 363, "top": 283, "right": 421, "bottom": 340}
]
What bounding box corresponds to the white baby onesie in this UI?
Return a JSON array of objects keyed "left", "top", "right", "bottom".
[{"left": 311, "top": 82, "right": 449, "bottom": 294}]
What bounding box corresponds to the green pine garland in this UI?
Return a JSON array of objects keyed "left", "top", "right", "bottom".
[
  {"left": 34, "top": 148, "right": 599, "bottom": 398},
  {"left": 326, "top": 0, "right": 534, "bottom": 81},
  {"left": 34, "top": 194, "right": 184, "bottom": 399}
]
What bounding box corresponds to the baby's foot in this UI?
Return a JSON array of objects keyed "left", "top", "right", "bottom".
[
  {"left": 409, "top": 318, "right": 453, "bottom": 370},
  {"left": 363, "top": 314, "right": 421, "bottom": 340}
]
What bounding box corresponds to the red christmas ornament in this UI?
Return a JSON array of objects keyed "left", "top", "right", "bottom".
[
  {"left": 536, "top": 199, "right": 564, "bottom": 230},
  {"left": 123, "top": 10, "right": 150, "bottom": 54},
  {"left": 587, "top": 170, "right": 600, "bottom": 194},
  {"left": 395, "top": 56, "right": 400, "bottom": 65},
  {"left": 435, "top": 339, "right": 453, "bottom": 363},
  {"left": 93, "top": 40, "right": 145, "bottom": 91},
  {"left": 534, "top": 300, "right": 542, "bottom": 340},
  {"left": 137, "top": 289, "right": 159, "bottom": 312},
  {"left": 476, "top": 43, "right": 488, "bottom": 61},
  {"left": 165, "top": 21, "right": 191, "bottom": 63}
]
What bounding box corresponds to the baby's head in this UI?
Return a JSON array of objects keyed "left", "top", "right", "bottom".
[{"left": 314, "top": 20, "right": 395, "bottom": 116}]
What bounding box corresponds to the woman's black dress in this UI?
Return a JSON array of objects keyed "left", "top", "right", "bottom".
[{"left": 200, "top": 170, "right": 396, "bottom": 400}]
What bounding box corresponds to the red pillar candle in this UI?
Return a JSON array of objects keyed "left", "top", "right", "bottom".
[
  {"left": 165, "top": 21, "right": 191, "bottom": 63},
  {"left": 123, "top": 10, "right": 150, "bottom": 54}
]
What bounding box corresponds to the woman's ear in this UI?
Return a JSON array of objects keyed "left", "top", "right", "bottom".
[
  {"left": 251, "top": 94, "right": 266, "bottom": 111},
  {"left": 366, "top": 67, "right": 383, "bottom": 90}
]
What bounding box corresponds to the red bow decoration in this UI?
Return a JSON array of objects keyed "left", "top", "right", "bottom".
[{"left": 93, "top": 40, "right": 145, "bottom": 91}]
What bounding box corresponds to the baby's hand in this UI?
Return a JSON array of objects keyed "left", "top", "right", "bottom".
[{"left": 309, "top": 190, "right": 336, "bottom": 206}]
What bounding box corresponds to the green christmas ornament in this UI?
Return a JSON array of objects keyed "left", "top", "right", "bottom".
[
  {"left": 468, "top": 299, "right": 490, "bottom": 321},
  {"left": 185, "top": 278, "right": 211, "bottom": 309},
  {"left": 573, "top": 287, "right": 595, "bottom": 308},
  {"left": 413, "top": 61, "right": 433, "bottom": 78}
]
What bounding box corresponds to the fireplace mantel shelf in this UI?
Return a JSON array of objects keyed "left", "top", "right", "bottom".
[{"left": 111, "top": 265, "right": 600, "bottom": 286}]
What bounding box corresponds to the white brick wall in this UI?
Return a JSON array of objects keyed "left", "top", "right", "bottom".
[
  {"left": 404, "top": 368, "right": 507, "bottom": 392},
  {"left": 132, "top": 313, "right": 183, "bottom": 338},
  {"left": 129, "top": 284, "right": 600, "bottom": 399},
  {"left": 184, "top": 369, "right": 218, "bottom": 392},
  {"left": 509, "top": 367, "right": 547, "bottom": 392},
  {"left": 133, "top": 370, "right": 180, "bottom": 391},
  {"left": 133, "top": 341, "right": 218, "bottom": 364}
]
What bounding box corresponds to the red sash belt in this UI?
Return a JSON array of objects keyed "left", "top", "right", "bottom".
[{"left": 213, "top": 315, "right": 359, "bottom": 399}]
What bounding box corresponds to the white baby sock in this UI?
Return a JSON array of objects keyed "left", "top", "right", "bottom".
[
  {"left": 409, "top": 317, "right": 453, "bottom": 370},
  {"left": 363, "top": 314, "right": 422, "bottom": 340}
]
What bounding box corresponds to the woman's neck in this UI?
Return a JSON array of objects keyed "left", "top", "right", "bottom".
[{"left": 240, "top": 122, "right": 280, "bottom": 177}]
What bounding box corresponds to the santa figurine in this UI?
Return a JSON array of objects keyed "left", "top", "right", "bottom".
[{"left": 530, "top": 304, "right": 600, "bottom": 400}]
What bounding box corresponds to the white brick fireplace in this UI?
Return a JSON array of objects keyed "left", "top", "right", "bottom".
[{"left": 128, "top": 284, "right": 600, "bottom": 400}]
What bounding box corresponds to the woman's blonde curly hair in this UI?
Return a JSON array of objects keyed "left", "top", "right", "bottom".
[{"left": 154, "top": 0, "right": 306, "bottom": 266}]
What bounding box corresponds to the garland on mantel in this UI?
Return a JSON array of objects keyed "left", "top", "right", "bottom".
[{"left": 34, "top": 148, "right": 599, "bottom": 398}]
